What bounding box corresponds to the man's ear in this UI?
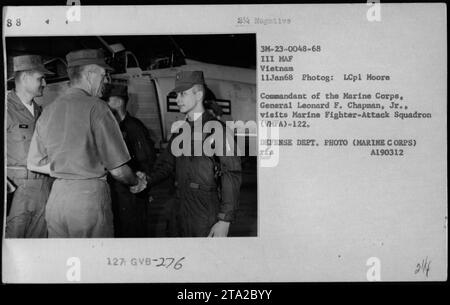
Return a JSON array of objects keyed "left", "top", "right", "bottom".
[
  {"left": 20, "top": 71, "right": 28, "bottom": 84},
  {"left": 119, "top": 97, "right": 126, "bottom": 108},
  {"left": 80, "top": 69, "right": 89, "bottom": 84},
  {"left": 86, "top": 69, "right": 94, "bottom": 81},
  {"left": 195, "top": 88, "right": 204, "bottom": 102}
]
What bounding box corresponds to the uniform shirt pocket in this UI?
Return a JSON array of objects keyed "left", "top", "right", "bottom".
[{"left": 9, "top": 124, "right": 33, "bottom": 142}]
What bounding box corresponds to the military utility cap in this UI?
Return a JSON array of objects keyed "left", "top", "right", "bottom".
[
  {"left": 66, "top": 49, "right": 113, "bottom": 71},
  {"left": 13, "top": 55, "right": 54, "bottom": 74},
  {"left": 172, "top": 70, "right": 205, "bottom": 93},
  {"left": 103, "top": 83, "right": 128, "bottom": 99}
]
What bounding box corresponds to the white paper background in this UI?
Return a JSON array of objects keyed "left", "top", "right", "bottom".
[{"left": 2, "top": 4, "right": 447, "bottom": 282}]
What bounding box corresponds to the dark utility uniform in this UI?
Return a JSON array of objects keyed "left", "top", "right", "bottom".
[
  {"left": 6, "top": 91, "right": 53, "bottom": 238},
  {"left": 109, "top": 113, "right": 156, "bottom": 237},
  {"left": 149, "top": 111, "right": 241, "bottom": 237}
]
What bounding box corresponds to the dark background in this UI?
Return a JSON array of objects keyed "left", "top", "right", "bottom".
[
  {"left": 5, "top": 34, "right": 256, "bottom": 70},
  {"left": 5, "top": 34, "right": 256, "bottom": 89}
]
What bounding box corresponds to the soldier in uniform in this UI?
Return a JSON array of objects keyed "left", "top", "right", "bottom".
[
  {"left": 147, "top": 71, "right": 242, "bottom": 237},
  {"left": 6, "top": 55, "right": 54, "bottom": 238},
  {"left": 104, "top": 83, "right": 156, "bottom": 237},
  {"left": 27, "top": 49, "right": 147, "bottom": 238}
]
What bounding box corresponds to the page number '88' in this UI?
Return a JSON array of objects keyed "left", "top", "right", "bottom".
[{"left": 6, "top": 18, "right": 21, "bottom": 27}]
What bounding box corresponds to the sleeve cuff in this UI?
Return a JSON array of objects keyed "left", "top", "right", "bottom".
[{"left": 217, "top": 212, "right": 234, "bottom": 223}]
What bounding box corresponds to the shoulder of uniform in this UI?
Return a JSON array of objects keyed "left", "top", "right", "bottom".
[
  {"left": 86, "top": 99, "right": 111, "bottom": 125},
  {"left": 6, "top": 92, "right": 19, "bottom": 107},
  {"left": 6, "top": 92, "right": 13, "bottom": 102},
  {"left": 91, "top": 97, "right": 110, "bottom": 113},
  {"left": 92, "top": 96, "right": 108, "bottom": 106},
  {"left": 204, "top": 112, "right": 225, "bottom": 126},
  {"left": 6, "top": 98, "right": 15, "bottom": 108},
  {"left": 211, "top": 118, "right": 233, "bottom": 134}
]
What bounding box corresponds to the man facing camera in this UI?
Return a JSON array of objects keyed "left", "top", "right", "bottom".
[
  {"left": 27, "top": 49, "right": 147, "bottom": 238},
  {"left": 104, "top": 83, "right": 156, "bottom": 237},
  {"left": 147, "top": 71, "right": 242, "bottom": 237},
  {"left": 6, "top": 55, "right": 54, "bottom": 238}
]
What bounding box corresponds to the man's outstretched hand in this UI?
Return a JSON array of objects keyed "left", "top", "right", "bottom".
[
  {"left": 208, "top": 220, "right": 230, "bottom": 237},
  {"left": 130, "top": 171, "right": 147, "bottom": 193}
]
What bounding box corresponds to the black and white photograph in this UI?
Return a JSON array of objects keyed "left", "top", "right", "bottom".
[{"left": 4, "top": 34, "right": 257, "bottom": 239}]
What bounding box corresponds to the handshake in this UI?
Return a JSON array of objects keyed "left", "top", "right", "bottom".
[{"left": 130, "top": 171, "right": 148, "bottom": 194}]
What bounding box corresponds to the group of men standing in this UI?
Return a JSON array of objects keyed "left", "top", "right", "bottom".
[{"left": 5, "top": 49, "right": 241, "bottom": 239}]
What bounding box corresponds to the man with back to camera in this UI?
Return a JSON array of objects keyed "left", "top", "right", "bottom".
[
  {"left": 146, "top": 71, "right": 242, "bottom": 237},
  {"left": 104, "top": 83, "right": 156, "bottom": 237},
  {"left": 27, "top": 49, "right": 147, "bottom": 238},
  {"left": 6, "top": 55, "right": 54, "bottom": 238}
]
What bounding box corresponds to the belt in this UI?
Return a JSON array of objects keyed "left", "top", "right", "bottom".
[
  {"left": 54, "top": 175, "right": 107, "bottom": 181},
  {"left": 174, "top": 181, "right": 217, "bottom": 192},
  {"left": 7, "top": 166, "right": 47, "bottom": 180}
]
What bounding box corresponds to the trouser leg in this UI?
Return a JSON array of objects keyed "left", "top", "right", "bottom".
[
  {"left": 46, "top": 179, "right": 114, "bottom": 238},
  {"left": 164, "top": 197, "right": 181, "bottom": 237},
  {"left": 178, "top": 188, "right": 219, "bottom": 237},
  {"left": 6, "top": 178, "right": 52, "bottom": 238},
  {"left": 26, "top": 177, "right": 52, "bottom": 238},
  {"left": 111, "top": 183, "right": 148, "bottom": 237}
]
